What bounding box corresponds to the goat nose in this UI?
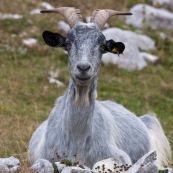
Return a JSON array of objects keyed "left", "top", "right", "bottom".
[{"left": 77, "top": 63, "right": 91, "bottom": 72}]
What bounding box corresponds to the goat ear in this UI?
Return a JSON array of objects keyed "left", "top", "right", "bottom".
[
  {"left": 42, "top": 31, "right": 66, "bottom": 47},
  {"left": 105, "top": 39, "right": 125, "bottom": 55}
]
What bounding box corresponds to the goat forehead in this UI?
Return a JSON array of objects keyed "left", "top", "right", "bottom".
[{"left": 68, "top": 23, "right": 104, "bottom": 43}]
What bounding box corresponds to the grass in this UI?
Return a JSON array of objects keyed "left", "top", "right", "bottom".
[{"left": 0, "top": 0, "right": 173, "bottom": 172}]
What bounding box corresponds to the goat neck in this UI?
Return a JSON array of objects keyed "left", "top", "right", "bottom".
[{"left": 62, "top": 78, "right": 97, "bottom": 135}]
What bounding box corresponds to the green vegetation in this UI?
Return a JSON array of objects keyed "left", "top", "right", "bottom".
[
  {"left": 0, "top": 0, "right": 172, "bottom": 172},
  {"left": 60, "top": 159, "right": 73, "bottom": 166},
  {"left": 52, "top": 163, "right": 59, "bottom": 173},
  {"left": 158, "top": 170, "right": 168, "bottom": 173}
]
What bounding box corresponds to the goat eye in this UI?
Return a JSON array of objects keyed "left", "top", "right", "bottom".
[
  {"left": 100, "top": 44, "right": 106, "bottom": 50},
  {"left": 65, "top": 41, "right": 71, "bottom": 47}
]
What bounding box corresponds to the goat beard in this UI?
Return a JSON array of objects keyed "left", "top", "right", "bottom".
[
  {"left": 74, "top": 85, "right": 90, "bottom": 107},
  {"left": 72, "top": 78, "right": 97, "bottom": 107}
]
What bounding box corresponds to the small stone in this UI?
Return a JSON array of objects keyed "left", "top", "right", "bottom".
[
  {"left": 0, "top": 156, "right": 21, "bottom": 173},
  {"left": 23, "top": 38, "right": 37, "bottom": 47}
]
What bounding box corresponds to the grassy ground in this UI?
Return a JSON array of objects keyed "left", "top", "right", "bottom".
[{"left": 0, "top": 0, "right": 173, "bottom": 172}]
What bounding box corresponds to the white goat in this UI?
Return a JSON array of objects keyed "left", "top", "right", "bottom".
[{"left": 28, "top": 7, "right": 171, "bottom": 169}]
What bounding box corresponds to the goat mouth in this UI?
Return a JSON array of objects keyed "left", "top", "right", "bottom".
[{"left": 75, "top": 76, "right": 91, "bottom": 81}]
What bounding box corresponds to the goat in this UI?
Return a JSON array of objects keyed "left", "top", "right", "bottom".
[{"left": 28, "top": 7, "right": 171, "bottom": 169}]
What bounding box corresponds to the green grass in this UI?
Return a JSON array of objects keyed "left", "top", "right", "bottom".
[{"left": 0, "top": 0, "right": 173, "bottom": 172}]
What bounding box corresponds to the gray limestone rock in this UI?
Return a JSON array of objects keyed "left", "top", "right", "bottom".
[
  {"left": 102, "top": 27, "right": 157, "bottom": 71},
  {"left": 125, "top": 4, "right": 173, "bottom": 30},
  {"left": 153, "top": 0, "right": 173, "bottom": 11},
  {"left": 92, "top": 151, "right": 158, "bottom": 173},
  {"left": 0, "top": 156, "right": 21, "bottom": 173},
  {"left": 31, "top": 159, "right": 92, "bottom": 173},
  {"left": 31, "top": 159, "right": 54, "bottom": 173},
  {"left": 61, "top": 166, "right": 91, "bottom": 173}
]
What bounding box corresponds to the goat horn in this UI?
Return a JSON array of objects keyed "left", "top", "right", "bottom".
[
  {"left": 90, "top": 9, "right": 132, "bottom": 29},
  {"left": 40, "top": 7, "right": 83, "bottom": 28}
]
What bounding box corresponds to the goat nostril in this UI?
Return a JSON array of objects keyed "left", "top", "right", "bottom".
[{"left": 77, "top": 64, "right": 91, "bottom": 72}]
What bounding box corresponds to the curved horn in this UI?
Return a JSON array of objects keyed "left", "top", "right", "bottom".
[
  {"left": 90, "top": 9, "right": 132, "bottom": 29},
  {"left": 40, "top": 7, "right": 83, "bottom": 28}
]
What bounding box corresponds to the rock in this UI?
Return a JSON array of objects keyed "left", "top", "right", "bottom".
[
  {"left": 153, "top": 0, "right": 173, "bottom": 11},
  {"left": 103, "top": 27, "right": 156, "bottom": 51},
  {"left": 30, "top": 2, "right": 54, "bottom": 15},
  {"left": 102, "top": 27, "right": 157, "bottom": 71},
  {"left": 39, "top": 2, "right": 54, "bottom": 10},
  {"left": 22, "top": 38, "right": 37, "bottom": 47},
  {"left": 58, "top": 20, "right": 70, "bottom": 32},
  {"left": 102, "top": 43, "right": 147, "bottom": 71},
  {"left": 48, "top": 69, "right": 64, "bottom": 88},
  {"left": 153, "top": 0, "right": 169, "bottom": 6},
  {"left": 31, "top": 159, "right": 92, "bottom": 173},
  {"left": 0, "top": 156, "right": 21, "bottom": 173},
  {"left": 48, "top": 77, "right": 64, "bottom": 88},
  {"left": 31, "top": 159, "right": 54, "bottom": 173},
  {"left": 125, "top": 4, "right": 173, "bottom": 30},
  {"left": 0, "top": 13, "right": 23, "bottom": 20},
  {"left": 134, "top": 163, "right": 158, "bottom": 173},
  {"left": 124, "top": 151, "right": 158, "bottom": 173},
  {"left": 54, "top": 162, "right": 66, "bottom": 172},
  {"left": 159, "top": 32, "right": 167, "bottom": 39},
  {"left": 92, "top": 151, "right": 158, "bottom": 173},
  {"left": 30, "top": 9, "right": 41, "bottom": 15},
  {"left": 140, "top": 52, "right": 158, "bottom": 64},
  {"left": 61, "top": 166, "right": 91, "bottom": 173},
  {"left": 48, "top": 68, "right": 59, "bottom": 79},
  {"left": 92, "top": 158, "right": 132, "bottom": 173}
]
